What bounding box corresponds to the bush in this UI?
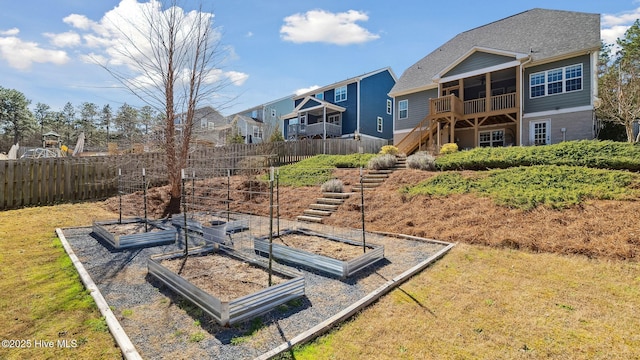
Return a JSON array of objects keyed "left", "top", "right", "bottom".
[
  {"left": 407, "top": 151, "right": 436, "bottom": 171},
  {"left": 440, "top": 143, "right": 458, "bottom": 155},
  {"left": 379, "top": 145, "right": 399, "bottom": 156},
  {"left": 321, "top": 178, "right": 344, "bottom": 193},
  {"left": 367, "top": 154, "right": 397, "bottom": 170}
]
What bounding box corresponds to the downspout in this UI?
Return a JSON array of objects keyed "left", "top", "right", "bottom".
[{"left": 519, "top": 55, "right": 533, "bottom": 146}]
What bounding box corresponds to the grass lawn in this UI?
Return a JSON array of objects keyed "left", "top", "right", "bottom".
[
  {"left": 292, "top": 244, "right": 640, "bottom": 359},
  {"left": 0, "top": 203, "right": 122, "bottom": 360}
]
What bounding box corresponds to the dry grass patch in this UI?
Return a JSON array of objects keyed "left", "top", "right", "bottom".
[
  {"left": 292, "top": 244, "right": 640, "bottom": 359},
  {"left": 0, "top": 203, "right": 121, "bottom": 359}
]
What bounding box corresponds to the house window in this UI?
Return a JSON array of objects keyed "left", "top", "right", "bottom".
[
  {"left": 398, "top": 100, "right": 408, "bottom": 119},
  {"left": 200, "top": 118, "right": 208, "bottom": 128},
  {"left": 253, "top": 126, "right": 263, "bottom": 139},
  {"left": 377, "top": 117, "right": 383, "bottom": 133},
  {"left": 479, "top": 129, "right": 504, "bottom": 147},
  {"left": 530, "top": 63, "right": 582, "bottom": 98},
  {"left": 316, "top": 92, "right": 324, "bottom": 100},
  {"left": 386, "top": 99, "right": 392, "bottom": 115},
  {"left": 335, "top": 86, "right": 347, "bottom": 102},
  {"left": 328, "top": 114, "right": 341, "bottom": 125}
]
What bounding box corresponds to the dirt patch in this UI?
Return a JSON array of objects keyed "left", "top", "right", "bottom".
[
  {"left": 99, "top": 222, "right": 163, "bottom": 236},
  {"left": 272, "top": 233, "right": 367, "bottom": 261},
  {"left": 160, "top": 253, "right": 288, "bottom": 302}
]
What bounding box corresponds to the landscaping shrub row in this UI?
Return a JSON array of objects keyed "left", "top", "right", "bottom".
[{"left": 435, "top": 140, "right": 640, "bottom": 171}]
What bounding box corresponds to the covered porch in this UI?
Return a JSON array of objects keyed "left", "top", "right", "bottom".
[{"left": 282, "top": 96, "right": 346, "bottom": 140}]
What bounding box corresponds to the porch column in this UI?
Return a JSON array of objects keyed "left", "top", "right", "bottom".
[
  {"left": 485, "top": 72, "right": 491, "bottom": 112},
  {"left": 323, "top": 106, "right": 327, "bottom": 140},
  {"left": 474, "top": 118, "right": 479, "bottom": 147},
  {"left": 449, "top": 116, "right": 455, "bottom": 144},
  {"left": 515, "top": 66, "right": 521, "bottom": 145}
]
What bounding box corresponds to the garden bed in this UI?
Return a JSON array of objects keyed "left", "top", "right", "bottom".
[
  {"left": 171, "top": 212, "right": 249, "bottom": 244},
  {"left": 253, "top": 228, "right": 384, "bottom": 278},
  {"left": 147, "top": 247, "right": 305, "bottom": 326},
  {"left": 92, "top": 217, "right": 177, "bottom": 249}
]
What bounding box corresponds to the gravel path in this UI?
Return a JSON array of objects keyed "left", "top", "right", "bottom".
[{"left": 62, "top": 219, "right": 448, "bottom": 360}]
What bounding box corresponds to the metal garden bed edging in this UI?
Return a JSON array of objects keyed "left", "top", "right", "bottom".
[
  {"left": 171, "top": 213, "right": 249, "bottom": 242},
  {"left": 147, "top": 247, "right": 305, "bottom": 326},
  {"left": 253, "top": 228, "right": 384, "bottom": 278},
  {"left": 92, "top": 217, "right": 177, "bottom": 249}
]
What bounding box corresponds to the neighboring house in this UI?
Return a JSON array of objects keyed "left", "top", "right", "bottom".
[
  {"left": 282, "top": 67, "right": 397, "bottom": 141},
  {"left": 235, "top": 95, "right": 294, "bottom": 139},
  {"left": 389, "top": 8, "right": 600, "bottom": 154},
  {"left": 228, "top": 114, "right": 266, "bottom": 144},
  {"left": 174, "top": 106, "right": 230, "bottom": 146}
]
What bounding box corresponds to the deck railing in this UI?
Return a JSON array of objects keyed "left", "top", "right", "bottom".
[{"left": 433, "top": 92, "right": 517, "bottom": 117}]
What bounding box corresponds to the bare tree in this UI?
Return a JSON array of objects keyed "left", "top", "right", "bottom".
[
  {"left": 94, "top": 0, "right": 236, "bottom": 214},
  {"left": 597, "top": 21, "right": 640, "bottom": 143}
]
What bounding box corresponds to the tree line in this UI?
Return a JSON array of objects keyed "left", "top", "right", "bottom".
[{"left": 0, "top": 89, "right": 163, "bottom": 152}]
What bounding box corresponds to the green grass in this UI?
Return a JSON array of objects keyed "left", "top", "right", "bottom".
[
  {"left": 276, "top": 153, "right": 376, "bottom": 186},
  {"left": 436, "top": 140, "right": 640, "bottom": 171},
  {"left": 402, "top": 165, "right": 640, "bottom": 210}
]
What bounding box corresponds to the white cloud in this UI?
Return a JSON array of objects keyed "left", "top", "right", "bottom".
[
  {"left": 0, "top": 28, "right": 20, "bottom": 36},
  {"left": 601, "top": 7, "right": 640, "bottom": 45},
  {"left": 295, "top": 85, "right": 320, "bottom": 96},
  {"left": 44, "top": 31, "right": 81, "bottom": 47},
  {"left": 0, "top": 36, "right": 69, "bottom": 70},
  {"left": 280, "top": 9, "right": 380, "bottom": 45},
  {"left": 226, "top": 71, "right": 249, "bottom": 86},
  {"left": 246, "top": 31, "right": 253, "bottom": 38}
]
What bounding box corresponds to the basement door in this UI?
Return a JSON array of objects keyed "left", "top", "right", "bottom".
[{"left": 530, "top": 119, "right": 551, "bottom": 145}]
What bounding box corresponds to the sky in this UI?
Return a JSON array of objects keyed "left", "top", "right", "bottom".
[{"left": 1, "top": 0, "right": 639, "bottom": 117}]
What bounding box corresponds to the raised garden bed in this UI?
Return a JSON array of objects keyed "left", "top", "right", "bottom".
[
  {"left": 147, "top": 247, "right": 305, "bottom": 326},
  {"left": 253, "top": 228, "right": 384, "bottom": 278},
  {"left": 171, "top": 212, "right": 249, "bottom": 244},
  {"left": 92, "top": 217, "right": 177, "bottom": 249}
]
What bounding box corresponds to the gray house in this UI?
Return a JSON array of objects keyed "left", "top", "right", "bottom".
[{"left": 389, "top": 8, "right": 601, "bottom": 154}]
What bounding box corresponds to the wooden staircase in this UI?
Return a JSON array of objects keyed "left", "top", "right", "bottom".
[
  {"left": 297, "top": 192, "right": 351, "bottom": 223},
  {"left": 395, "top": 117, "right": 439, "bottom": 156}
]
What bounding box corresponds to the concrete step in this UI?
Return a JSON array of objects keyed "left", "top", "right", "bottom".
[
  {"left": 317, "top": 197, "right": 345, "bottom": 205},
  {"left": 352, "top": 186, "right": 376, "bottom": 191},
  {"left": 303, "top": 209, "right": 333, "bottom": 217},
  {"left": 368, "top": 169, "right": 394, "bottom": 175},
  {"left": 297, "top": 215, "right": 323, "bottom": 223},
  {"left": 322, "top": 192, "right": 352, "bottom": 199},
  {"left": 364, "top": 173, "right": 389, "bottom": 179},
  {"left": 361, "top": 178, "right": 385, "bottom": 184},
  {"left": 310, "top": 203, "right": 339, "bottom": 211}
]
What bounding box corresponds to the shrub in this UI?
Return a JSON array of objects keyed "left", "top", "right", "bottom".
[
  {"left": 367, "top": 154, "right": 397, "bottom": 170},
  {"left": 407, "top": 151, "right": 436, "bottom": 171},
  {"left": 440, "top": 143, "right": 458, "bottom": 155},
  {"left": 379, "top": 145, "right": 399, "bottom": 156},
  {"left": 321, "top": 178, "right": 344, "bottom": 193}
]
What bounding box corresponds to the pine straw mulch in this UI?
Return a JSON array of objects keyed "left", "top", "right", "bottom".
[
  {"left": 104, "top": 169, "right": 640, "bottom": 262},
  {"left": 160, "top": 253, "right": 288, "bottom": 302}
]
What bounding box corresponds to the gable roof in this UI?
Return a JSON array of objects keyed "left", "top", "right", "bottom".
[
  {"left": 230, "top": 114, "right": 264, "bottom": 127},
  {"left": 389, "top": 8, "right": 600, "bottom": 97},
  {"left": 294, "top": 67, "right": 397, "bottom": 100},
  {"left": 193, "top": 106, "right": 227, "bottom": 126},
  {"left": 281, "top": 95, "right": 347, "bottom": 120}
]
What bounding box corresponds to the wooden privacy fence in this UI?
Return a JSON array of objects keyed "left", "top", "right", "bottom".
[{"left": 0, "top": 138, "right": 388, "bottom": 210}]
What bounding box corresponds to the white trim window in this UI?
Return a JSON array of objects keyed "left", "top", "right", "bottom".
[
  {"left": 328, "top": 113, "right": 341, "bottom": 125},
  {"left": 316, "top": 92, "right": 324, "bottom": 100},
  {"left": 253, "top": 125, "right": 263, "bottom": 139},
  {"left": 334, "top": 86, "right": 347, "bottom": 102},
  {"left": 479, "top": 129, "right": 504, "bottom": 147},
  {"left": 377, "top": 117, "right": 383, "bottom": 133},
  {"left": 530, "top": 63, "right": 582, "bottom": 98},
  {"left": 398, "top": 100, "right": 408, "bottom": 119},
  {"left": 386, "top": 99, "right": 392, "bottom": 115}
]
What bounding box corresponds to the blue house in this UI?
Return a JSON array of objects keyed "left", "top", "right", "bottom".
[
  {"left": 390, "top": 9, "right": 600, "bottom": 154},
  {"left": 282, "top": 67, "right": 397, "bottom": 141}
]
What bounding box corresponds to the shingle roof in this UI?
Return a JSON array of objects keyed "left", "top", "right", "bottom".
[{"left": 389, "top": 8, "right": 601, "bottom": 96}]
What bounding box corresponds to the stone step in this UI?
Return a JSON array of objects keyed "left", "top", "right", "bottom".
[
  {"left": 322, "top": 192, "right": 352, "bottom": 199},
  {"left": 309, "top": 203, "right": 339, "bottom": 211},
  {"left": 361, "top": 177, "right": 385, "bottom": 184},
  {"left": 352, "top": 186, "right": 376, "bottom": 191},
  {"left": 297, "top": 215, "right": 323, "bottom": 223},
  {"left": 316, "top": 197, "right": 345, "bottom": 205},
  {"left": 303, "top": 209, "right": 333, "bottom": 217},
  {"left": 364, "top": 173, "right": 389, "bottom": 179},
  {"left": 368, "top": 169, "right": 394, "bottom": 175}
]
